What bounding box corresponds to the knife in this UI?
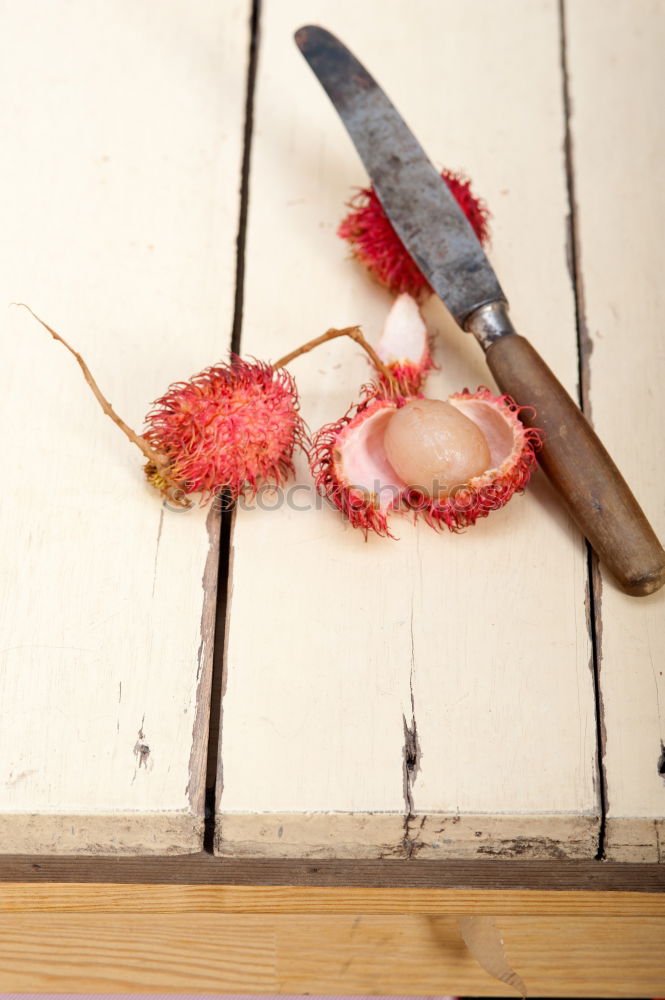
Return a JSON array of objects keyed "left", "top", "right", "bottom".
[{"left": 295, "top": 24, "right": 665, "bottom": 597}]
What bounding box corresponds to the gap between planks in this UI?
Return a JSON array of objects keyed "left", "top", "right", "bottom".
[
  {"left": 204, "top": 0, "right": 262, "bottom": 850},
  {"left": 558, "top": 0, "right": 607, "bottom": 862}
]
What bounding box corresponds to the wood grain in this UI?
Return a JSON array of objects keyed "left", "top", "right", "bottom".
[
  {"left": 565, "top": 1, "right": 665, "bottom": 860},
  {"left": 0, "top": 0, "right": 249, "bottom": 852},
  {"left": 276, "top": 914, "right": 665, "bottom": 995},
  {"left": 2, "top": 853, "right": 665, "bottom": 890},
  {"left": 1, "top": 909, "right": 664, "bottom": 994},
  {"left": 0, "top": 914, "right": 277, "bottom": 992},
  {"left": 216, "top": 0, "right": 598, "bottom": 861},
  {"left": 1, "top": 882, "right": 664, "bottom": 916}
]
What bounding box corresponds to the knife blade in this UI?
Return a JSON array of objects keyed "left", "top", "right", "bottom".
[{"left": 295, "top": 24, "right": 665, "bottom": 597}]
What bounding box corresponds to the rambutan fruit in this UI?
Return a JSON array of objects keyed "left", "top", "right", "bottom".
[
  {"left": 143, "top": 358, "right": 304, "bottom": 503},
  {"left": 310, "top": 295, "right": 539, "bottom": 536},
  {"left": 311, "top": 386, "right": 540, "bottom": 536},
  {"left": 391, "top": 389, "right": 541, "bottom": 531},
  {"left": 338, "top": 169, "right": 490, "bottom": 299}
]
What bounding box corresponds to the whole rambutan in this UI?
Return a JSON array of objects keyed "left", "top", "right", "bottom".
[
  {"left": 143, "top": 358, "right": 305, "bottom": 503},
  {"left": 338, "top": 168, "right": 490, "bottom": 299}
]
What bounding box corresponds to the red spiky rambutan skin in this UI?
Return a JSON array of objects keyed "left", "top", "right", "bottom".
[
  {"left": 310, "top": 386, "right": 406, "bottom": 539},
  {"left": 338, "top": 169, "right": 490, "bottom": 299},
  {"left": 404, "top": 388, "right": 542, "bottom": 532},
  {"left": 143, "top": 358, "right": 305, "bottom": 503},
  {"left": 310, "top": 384, "right": 541, "bottom": 537},
  {"left": 380, "top": 358, "right": 434, "bottom": 398}
]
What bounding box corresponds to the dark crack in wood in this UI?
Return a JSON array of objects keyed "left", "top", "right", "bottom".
[
  {"left": 399, "top": 606, "right": 424, "bottom": 858},
  {"left": 559, "top": 0, "right": 607, "bottom": 861}
]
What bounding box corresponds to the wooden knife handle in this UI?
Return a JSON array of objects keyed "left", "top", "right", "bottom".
[{"left": 485, "top": 333, "right": 665, "bottom": 596}]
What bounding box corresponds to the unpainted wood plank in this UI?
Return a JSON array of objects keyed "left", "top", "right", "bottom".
[
  {"left": 2, "top": 882, "right": 665, "bottom": 916},
  {"left": 565, "top": 0, "right": 665, "bottom": 861},
  {"left": 1, "top": 911, "right": 664, "bottom": 994},
  {"left": 0, "top": 914, "right": 277, "bottom": 992},
  {"left": 277, "top": 914, "right": 665, "bottom": 995},
  {"left": 0, "top": 0, "right": 250, "bottom": 853},
  {"left": 217, "top": 0, "right": 597, "bottom": 859}
]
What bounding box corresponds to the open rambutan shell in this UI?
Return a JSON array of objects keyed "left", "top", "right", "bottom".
[
  {"left": 311, "top": 390, "right": 407, "bottom": 537},
  {"left": 311, "top": 386, "right": 540, "bottom": 537}
]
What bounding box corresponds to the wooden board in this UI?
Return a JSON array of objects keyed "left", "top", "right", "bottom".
[
  {"left": 2, "top": 883, "right": 665, "bottom": 995},
  {"left": 565, "top": 1, "right": 665, "bottom": 861},
  {"left": 215, "top": 0, "right": 599, "bottom": 860},
  {"left": 1, "top": 853, "right": 665, "bottom": 892},
  {"left": 0, "top": 0, "right": 249, "bottom": 853},
  {"left": 3, "top": 882, "right": 665, "bottom": 915}
]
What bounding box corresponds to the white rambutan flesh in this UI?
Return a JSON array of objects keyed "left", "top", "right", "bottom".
[
  {"left": 377, "top": 293, "right": 428, "bottom": 368},
  {"left": 383, "top": 398, "right": 492, "bottom": 497},
  {"left": 376, "top": 293, "right": 434, "bottom": 395}
]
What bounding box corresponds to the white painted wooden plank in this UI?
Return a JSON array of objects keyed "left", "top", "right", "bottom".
[
  {"left": 566, "top": 1, "right": 665, "bottom": 862},
  {"left": 216, "top": 0, "right": 598, "bottom": 859},
  {"left": 0, "top": 0, "right": 249, "bottom": 853}
]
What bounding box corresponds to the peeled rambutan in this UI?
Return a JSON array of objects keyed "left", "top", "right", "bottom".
[
  {"left": 310, "top": 295, "right": 540, "bottom": 536},
  {"left": 312, "top": 386, "right": 539, "bottom": 536},
  {"left": 311, "top": 386, "right": 540, "bottom": 535},
  {"left": 394, "top": 389, "right": 541, "bottom": 532},
  {"left": 143, "top": 358, "right": 304, "bottom": 503},
  {"left": 338, "top": 169, "right": 490, "bottom": 299}
]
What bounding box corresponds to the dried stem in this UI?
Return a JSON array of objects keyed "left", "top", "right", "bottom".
[
  {"left": 15, "top": 304, "right": 189, "bottom": 505},
  {"left": 273, "top": 325, "right": 398, "bottom": 389},
  {"left": 15, "top": 304, "right": 159, "bottom": 463}
]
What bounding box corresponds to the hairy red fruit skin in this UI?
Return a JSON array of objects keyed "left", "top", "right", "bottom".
[
  {"left": 310, "top": 387, "right": 405, "bottom": 539},
  {"left": 338, "top": 169, "right": 490, "bottom": 299},
  {"left": 143, "top": 358, "right": 304, "bottom": 503},
  {"left": 311, "top": 384, "right": 541, "bottom": 537},
  {"left": 380, "top": 357, "right": 435, "bottom": 398}
]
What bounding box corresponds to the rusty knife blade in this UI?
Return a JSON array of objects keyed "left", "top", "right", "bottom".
[{"left": 294, "top": 24, "right": 505, "bottom": 325}]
